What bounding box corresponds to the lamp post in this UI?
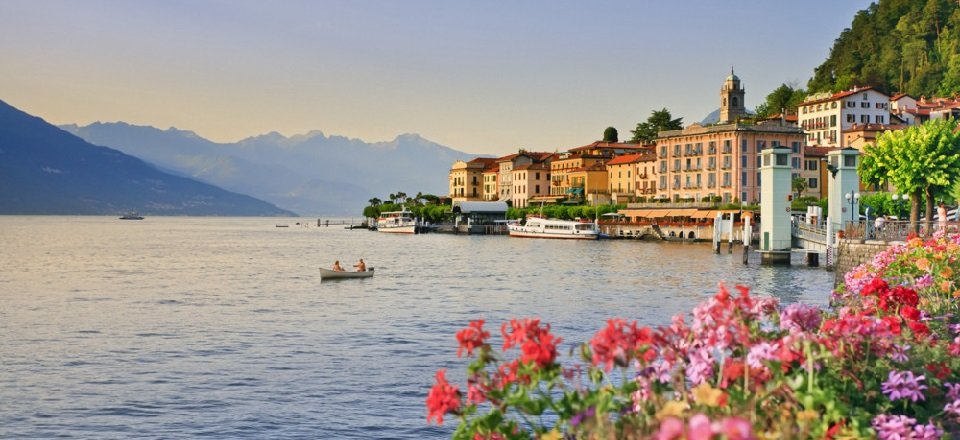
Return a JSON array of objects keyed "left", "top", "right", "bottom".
[
  {"left": 892, "top": 194, "right": 905, "bottom": 220},
  {"left": 845, "top": 191, "right": 860, "bottom": 223}
]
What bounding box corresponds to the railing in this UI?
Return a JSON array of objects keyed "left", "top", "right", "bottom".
[{"left": 843, "top": 220, "right": 960, "bottom": 241}]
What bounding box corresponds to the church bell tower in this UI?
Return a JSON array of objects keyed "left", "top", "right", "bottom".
[{"left": 719, "top": 68, "right": 746, "bottom": 124}]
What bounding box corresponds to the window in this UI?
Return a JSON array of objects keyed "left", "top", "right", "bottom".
[
  {"left": 860, "top": 114, "right": 869, "bottom": 123},
  {"left": 792, "top": 141, "right": 801, "bottom": 153},
  {"left": 708, "top": 157, "right": 716, "bottom": 169},
  {"left": 861, "top": 102, "right": 869, "bottom": 108},
  {"left": 876, "top": 115, "right": 884, "bottom": 124},
  {"left": 723, "top": 156, "right": 731, "bottom": 169},
  {"left": 831, "top": 102, "right": 837, "bottom": 109},
  {"left": 660, "top": 176, "right": 667, "bottom": 189},
  {"left": 771, "top": 140, "right": 780, "bottom": 148},
  {"left": 805, "top": 159, "right": 818, "bottom": 170},
  {"left": 674, "top": 145, "right": 681, "bottom": 155},
  {"left": 757, "top": 172, "right": 761, "bottom": 186},
  {"left": 723, "top": 172, "right": 731, "bottom": 186},
  {"left": 756, "top": 140, "right": 766, "bottom": 151},
  {"left": 830, "top": 115, "right": 837, "bottom": 127},
  {"left": 723, "top": 140, "right": 732, "bottom": 153},
  {"left": 741, "top": 155, "right": 747, "bottom": 167},
  {"left": 792, "top": 157, "right": 801, "bottom": 169},
  {"left": 862, "top": 93, "right": 868, "bottom": 100},
  {"left": 535, "top": 172, "right": 540, "bottom": 179},
  {"left": 741, "top": 172, "right": 747, "bottom": 185},
  {"left": 660, "top": 146, "right": 667, "bottom": 157},
  {"left": 847, "top": 113, "right": 855, "bottom": 123},
  {"left": 808, "top": 178, "right": 817, "bottom": 189}
]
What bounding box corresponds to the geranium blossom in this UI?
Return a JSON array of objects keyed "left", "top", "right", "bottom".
[
  {"left": 456, "top": 319, "right": 490, "bottom": 357},
  {"left": 881, "top": 370, "right": 927, "bottom": 402},
  {"left": 426, "top": 369, "right": 460, "bottom": 425}
]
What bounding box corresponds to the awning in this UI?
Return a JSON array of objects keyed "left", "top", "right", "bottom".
[
  {"left": 690, "top": 210, "right": 716, "bottom": 219},
  {"left": 666, "top": 208, "right": 698, "bottom": 217},
  {"left": 566, "top": 187, "right": 583, "bottom": 194}
]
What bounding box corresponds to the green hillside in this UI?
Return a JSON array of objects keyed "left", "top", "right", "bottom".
[{"left": 808, "top": 0, "right": 960, "bottom": 97}]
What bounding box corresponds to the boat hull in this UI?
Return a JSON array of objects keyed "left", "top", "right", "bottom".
[
  {"left": 507, "top": 230, "right": 598, "bottom": 239},
  {"left": 377, "top": 225, "right": 416, "bottom": 234},
  {"left": 319, "top": 267, "right": 374, "bottom": 279}
]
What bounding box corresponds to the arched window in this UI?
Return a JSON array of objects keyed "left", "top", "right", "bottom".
[{"left": 732, "top": 97, "right": 739, "bottom": 107}]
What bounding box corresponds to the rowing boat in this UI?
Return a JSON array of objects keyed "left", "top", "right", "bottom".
[{"left": 319, "top": 267, "right": 375, "bottom": 279}]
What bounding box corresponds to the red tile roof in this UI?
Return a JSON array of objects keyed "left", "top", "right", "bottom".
[
  {"left": 842, "top": 123, "right": 908, "bottom": 133},
  {"left": 568, "top": 141, "right": 647, "bottom": 153},
  {"left": 803, "top": 146, "right": 837, "bottom": 157},
  {"left": 514, "top": 162, "right": 550, "bottom": 171},
  {"left": 606, "top": 153, "right": 653, "bottom": 166},
  {"left": 801, "top": 86, "right": 882, "bottom": 107}
]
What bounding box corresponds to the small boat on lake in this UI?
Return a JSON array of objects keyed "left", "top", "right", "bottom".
[
  {"left": 507, "top": 216, "right": 599, "bottom": 240},
  {"left": 377, "top": 208, "right": 417, "bottom": 234},
  {"left": 119, "top": 212, "right": 144, "bottom": 220},
  {"left": 319, "top": 267, "right": 375, "bottom": 279}
]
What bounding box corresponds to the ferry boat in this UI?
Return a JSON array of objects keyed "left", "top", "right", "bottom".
[
  {"left": 376, "top": 208, "right": 417, "bottom": 234},
  {"left": 507, "top": 216, "right": 599, "bottom": 240}
]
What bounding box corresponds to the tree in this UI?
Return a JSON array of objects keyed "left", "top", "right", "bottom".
[
  {"left": 629, "top": 108, "right": 683, "bottom": 144},
  {"left": 755, "top": 83, "right": 807, "bottom": 118},
  {"left": 860, "top": 117, "right": 960, "bottom": 233},
  {"left": 603, "top": 127, "right": 618, "bottom": 143},
  {"left": 791, "top": 177, "right": 808, "bottom": 200},
  {"left": 368, "top": 197, "right": 382, "bottom": 207}
]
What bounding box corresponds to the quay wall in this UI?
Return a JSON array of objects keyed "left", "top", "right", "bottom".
[{"left": 833, "top": 239, "right": 899, "bottom": 286}]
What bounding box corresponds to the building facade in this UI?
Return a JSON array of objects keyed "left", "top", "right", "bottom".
[
  {"left": 798, "top": 86, "right": 891, "bottom": 147},
  {"left": 656, "top": 121, "right": 805, "bottom": 204},
  {"left": 719, "top": 70, "right": 747, "bottom": 124},
  {"left": 511, "top": 162, "right": 551, "bottom": 208},
  {"left": 606, "top": 152, "right": 657, "bottom": 203},
  {"left": 449, "top": 157, "right": 496, "bottom": 202}
]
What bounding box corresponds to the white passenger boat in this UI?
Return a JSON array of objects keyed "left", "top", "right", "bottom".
[
  {"left": 377, "top": 208, "right": 417, "bottom": 234},
  {"left": 507, "top": 216, "right": 599, "bottom": 240},
  {"left": 319, "top": 267, "right": 374, "bottom": 279}
]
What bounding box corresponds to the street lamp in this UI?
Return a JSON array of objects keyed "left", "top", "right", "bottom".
[
  {"left": 845, "top": 191, "right": 860, "bottom": 223},
  {"left": 892, "top": 194, "right": 905, "bottom": 220}
]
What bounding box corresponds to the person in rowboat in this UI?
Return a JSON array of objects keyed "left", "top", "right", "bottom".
[
  {"left": 354, "top": 258, "right": 366, "bottom": 272},
  {"left": 332, "top": 260, "right": 345, "bottom": 272}
]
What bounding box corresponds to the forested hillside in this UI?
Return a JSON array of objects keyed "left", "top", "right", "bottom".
[{"left": 808, "top": 0, "right": 960, "bottom": 97}]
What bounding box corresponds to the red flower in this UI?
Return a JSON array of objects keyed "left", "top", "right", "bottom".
[
  {"left": 861, "top": 278, "right": 889, "bottom": 298},
  {"left": 721, "top": 359, "right": 745, "bottom": 388},
  {"left": 906, "top": 320, "right": 930, "bottom": 339},
  {"left": 926, "top": 362, "right": 951, "bottom": 380},
  {"left": 501, "top": 318, "right": 562, "bottom": 369},
  {"left": 899, "top": 305, "right": 921, "bottom": 322},
  {"left": 589, "top": 319, "right": 653, "bottom": 371},
  {"left": 426, "top": 369, "right": 461, "bottom": 425},
  {"left": 456, "top": 319, "right": 490, "bottom": 357}
]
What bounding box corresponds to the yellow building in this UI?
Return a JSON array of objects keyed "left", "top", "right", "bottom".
[
  {"left": 550, "top": 152, "right": 606, "bottom": 199},
  {"left": 606, "top": 152, "right": 657, "bottom": 203},
  {"left": 800, "top": 146, "right": 834, "bottom": 200},
  {"left": 449, "top": 157, "right": 495, "bottom": 202},
  {"left": 511, "top": 162, "right": 551, "bottom": 208},
  {"left": 481, "top": 161, "right": 500, "bottom": 201}
]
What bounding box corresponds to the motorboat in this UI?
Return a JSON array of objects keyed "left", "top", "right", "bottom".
[
  {"left": 377, "top": 208, "right": 417, "bottom": 234},
  {"left": 119, "top": 212, "right": 144, "bottom": 220},
  {"left": 319, "top": 267, "right": 375, "bottom": 279},
  {"left": 507, "top": 216, "right": 599, "bottom": 240}
]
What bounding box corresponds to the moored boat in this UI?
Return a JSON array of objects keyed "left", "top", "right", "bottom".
[
  {"left": 507, "top": 216, "right": 599, "bottom": 240},
  {"left": 377, "top": 208, "right": 417, "bottom": 234},
  {"left": 319, "top": 267, "right": 375, "bottom": 279}
]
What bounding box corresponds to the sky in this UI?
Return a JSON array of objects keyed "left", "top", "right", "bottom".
[{"left": 0, "top": 0, "right": 873, "bottom": 156}]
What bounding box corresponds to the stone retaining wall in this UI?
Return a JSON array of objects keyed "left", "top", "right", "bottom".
[{"left": 833, "top": 239, "right": 900, "bottom": 286}]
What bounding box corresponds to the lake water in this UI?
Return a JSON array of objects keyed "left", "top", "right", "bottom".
[{"left": 0, "top": 216, "right": 835, "bottom": 439}]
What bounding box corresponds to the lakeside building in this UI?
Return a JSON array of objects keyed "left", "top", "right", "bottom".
[
  {"left": 843, "top": 123, "right": 908, "bottom": 151},
  {"left": 547, "top": 142, "right": 644, "bottom": 205},
  {"left": 606, "top": 152, "right": 658, "bottom": 204},
  {"left": 449, "top": 157, "right": 496, "bottom": 202},
  {"left": 511, "top": 161, "right": 552, "bottom": 208},
  {"left": 797, "top": 86, "right": 891, "bottom": 147},
  {"left": 800, "top": 146, "right": 834, "bottom": 200},
  {"left": 656, "top": 73, "right": 805, "bottom": 204},
  {"left": 494, "top": 151, "right": 551, "bottom": 204},
  {"left": 481, "top": 161, "right": 499, "bottom": 201}
]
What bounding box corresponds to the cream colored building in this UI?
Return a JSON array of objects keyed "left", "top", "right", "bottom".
[
  {"left": 511, "top": 162, "right": 551, "bottom": 208},
  {"left": 449, "top": 157, "right": 495, "bottom": 202},
  {"left": 798, "top": 86, "right": 891, "bottom": 147}
]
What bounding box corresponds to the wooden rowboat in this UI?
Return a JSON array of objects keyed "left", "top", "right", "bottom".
[{"left": 319, "top": 267, "right": 374, "bottom": 279}]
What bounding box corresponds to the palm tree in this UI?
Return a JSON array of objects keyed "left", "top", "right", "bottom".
[
  {"left": 396, "top": 191, "right": 408, "bottom": 205},
  {"left": 791, "top": 177, "right": 807, "bottom": 201},
  {"left": 388, "top": 193, "right": 397, "bottom": 204},
  {"left": 368, "top": 197, "right": 382, "bottom": 207}
]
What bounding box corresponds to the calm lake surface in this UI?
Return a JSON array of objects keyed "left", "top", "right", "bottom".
[{"left": 1, "top": 216, "right": 835, "bottom": 439}]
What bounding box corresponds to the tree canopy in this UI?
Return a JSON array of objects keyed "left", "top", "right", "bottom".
[
  {"left": 603, "top": 127, "right": 618, "bottom": 143},
  {"left": 629, "top": 108, "right": 683, "bottom": 144},
  {"left": 808, "top": 0, "right": 960, "bottom": 97},
  {"left": 755, "top": 83, "right": 807, "bottom": 118},
  {"left": 860, "top": 117, "right": 960, "bottom": 231}
]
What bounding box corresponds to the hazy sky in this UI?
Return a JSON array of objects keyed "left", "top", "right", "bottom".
[{"left": 1, "top": 0, "right": 872, "bottom": 156}]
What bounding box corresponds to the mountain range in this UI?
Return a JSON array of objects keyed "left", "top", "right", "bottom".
[
  {"left": 0, "top": 99, "right": 294, "bottom": 216},
  {"left": 60, "top": 122, "right": 477, "bottom": 215}
]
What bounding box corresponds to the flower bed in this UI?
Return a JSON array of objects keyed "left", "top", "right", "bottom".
[{"left": 427, "top": 232, "right": 960, "bottom": 439}]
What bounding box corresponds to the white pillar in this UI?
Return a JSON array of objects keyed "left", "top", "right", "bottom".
[
  {"left": 826, "top": 148, "right": 861, "bottom": 233},
  {"left": 760, "top": 147, "right": 793, "bottom": 251}
]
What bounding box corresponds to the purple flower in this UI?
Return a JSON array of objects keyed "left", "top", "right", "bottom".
[
  {"left": 872, "top": 414, "right": 915, "bottom": 440},
  {"left": 881, "top": 370, "right": 927, "bottom": 402},
  {"left": 945, "top": 399, "right": 960, "bottom": 421},
  {"left": 911, "top": 422, "right": 942, "bottom": 439},
  {"left": 570, "top": 406, "right": 595, "bottom": 427},
  {"left": 946, "top": 382, "right": 960, "bottom": 401},
  {"left": 888, "top": 343, "right": 910, "bottom": 363},
  {"left": 779, "top": 303, "right": 822, "bottom": 332},
  {"left": 949, "top": 323, "right": 960, "bottom": 334},
  {"left": 915, "top": 274, "right": 934, "bottom": 289}
]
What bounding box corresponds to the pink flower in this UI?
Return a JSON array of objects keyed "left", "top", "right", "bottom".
[
  {"left": 746, "top": 342, "right": 779, "bottom": 369},
  {"left": 944, "top": 399, "right": 960, "bottom": 421},
  {"left": 888, "top": 343, "right": 910, "bottom": 363},
  {"left": 872, "top": 414, "right": 915, "bottom": 440},
  {"left": 655, "top": 417, "right": 685, "bottom": 440},
  {"left": 718, "top": 416, "right": 756, "bottom": 440},
  {"left": 779, "top": 303, "right": 822, "bottom": 332},
  {"left": 685, "top": 346, "right": 714, "bottom": 385},
  {"left": 687, "top": 414, "right": 714, "bottom": 440},
  {"left": 946, "top": 382, "right": 960, "bottom": 401},
  {"left": 881, "top": 370, "right": 927, "bottom": 402}
]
